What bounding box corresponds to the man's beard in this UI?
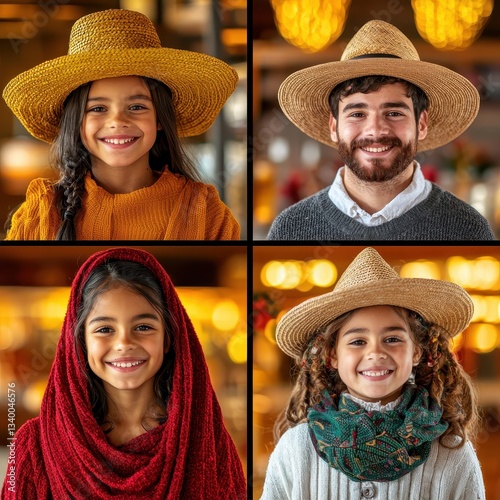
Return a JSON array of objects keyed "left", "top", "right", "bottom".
[{"left": 337, "top": 136, "right": 417, "bottom": 182}]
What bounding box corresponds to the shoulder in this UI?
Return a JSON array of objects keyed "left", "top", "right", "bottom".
[
  {"left": 266, "top": 423, "right": 318, "bottom": 472},
  {"left": 424, "top": 184, "right": 495, "bottom": 239},
  {"left": 266, "top": 188, "right": 333, "bottom": 240},
  {"left": 24, "top": 178, "right": 56, "bottom": 198},
  {"left": 276, "top": 423, "right": 311, "bottom": 447},
  {"left": 425, "top": 438, "right": 485, "bottom": 498},
  {"left": 11, "top": 417, "right": 41, "bottom": 452},
  {"left": 430, "top": 184, "right": 490, "bottom": 220},
  {"left": 160, "top": 171, "right": 225, "bottom": 204},
  {"left": 433, "top": 436, "right": 482, "bottom": 469},
  {"left": 277, "top": 188, "right": 329, "bottom": 217},
  {"left": 21, "top": 177, "right": 57, "bottom": 210},
  {"left": 2, "top": 418, "right": 45, "bottom": 498}
]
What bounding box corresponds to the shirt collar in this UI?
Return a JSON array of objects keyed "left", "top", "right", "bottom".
[{"left": 328, "top": 161, "right": 432, "bottom": 226}]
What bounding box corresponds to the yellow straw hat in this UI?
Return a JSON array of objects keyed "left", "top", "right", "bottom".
[
  {"left": 278, "top": 20, "right": 480, "bottom": 152},
  {"left": 276, "top": 247, "right": 473, "bottom": 358},
  {"left": 2, "top": 9, "right": 238, "bottom": 143}
]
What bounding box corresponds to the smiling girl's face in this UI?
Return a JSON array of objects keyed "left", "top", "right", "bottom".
[
  {"left": 330, "top": 305, "right": 422, "bottom": 405},
  {"left": 80, "top": 75, "right": 160, "bottom": 172},
  {"left": 84, "top": 285, "right": 167, "bottom": 394}
]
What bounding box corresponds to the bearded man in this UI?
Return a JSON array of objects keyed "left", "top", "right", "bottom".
[{"left": 266, "top": 21, "right": 495, "bottom": 241}]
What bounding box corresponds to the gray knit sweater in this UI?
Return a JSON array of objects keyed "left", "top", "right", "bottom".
[
  {"left": 261, "top": 424, "right": 485, "bottom": 500},
  {"left": 266, "top": 184, "right": 495, "bottom": 240}
]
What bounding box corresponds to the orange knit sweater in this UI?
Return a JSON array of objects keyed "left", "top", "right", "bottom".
[{"left": 5, "top": 171, "right": 240, "bottom": 240}]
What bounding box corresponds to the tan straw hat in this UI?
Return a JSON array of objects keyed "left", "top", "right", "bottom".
[
  {"left": 2, "top": 9, "right": 238, "bottom": 143},
  {"left": 278, "top": 20, "right": 480, "bottom": 152},
  {"left": 276, "top": 247, "right": 473, "bottom": 358}
]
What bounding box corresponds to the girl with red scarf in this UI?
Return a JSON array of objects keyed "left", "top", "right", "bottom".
[{"left": 2, "top": 248, "right": 246, "bottom": 499}]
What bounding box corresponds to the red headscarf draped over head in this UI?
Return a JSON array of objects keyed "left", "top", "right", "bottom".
[{"left": 2, "top": 248, "right": 246, "bottom": 499}]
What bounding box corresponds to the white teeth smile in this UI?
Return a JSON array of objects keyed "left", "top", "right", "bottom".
[
  {"left": 103, "top": 138, "right": 135, "bottom": 145},
  {"left": 361, "top": 370, "right": 391, "bottom": 377},
  {"left": 110, "top": 360, "right": 145, "bottom": 368},
  {"left": 362, "top": 146, "right": 391, "bottom": 153}
]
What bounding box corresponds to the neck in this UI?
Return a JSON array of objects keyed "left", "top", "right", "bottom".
[
  {"left": 102, "top": 380, "right": 162, "bottom": 445},
  {"left": 91, "top": 158, "right": 158, "bottom": 194},
  {"left": 342, "top": 162, "right": 415, "bottom": 214}
]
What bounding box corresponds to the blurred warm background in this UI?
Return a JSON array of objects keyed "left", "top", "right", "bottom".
[
  {"left": 254, "top": 0, "right": 500, "bottom": 238},
  {"left": 254, "top": 245, "right": 500, "bottom": 499},
  {"left": 0, "top": 245, "right": 247, "bottom": 482},
  {"left": 0, "top": 0, "right": 247, "bottom": 238}
]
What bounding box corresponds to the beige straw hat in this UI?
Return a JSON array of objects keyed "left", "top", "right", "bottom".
[
  {"left": 276, "top": 247, "right": 473, "bottom": 358},
  {"left": 278, "top": 20, "right": 480, "bottom": 152},
  {"left": 2, "top": 9, "right": 238, "bottom": 143}
]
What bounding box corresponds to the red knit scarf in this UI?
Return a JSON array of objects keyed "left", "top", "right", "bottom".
[{"left": 2, "top": 248, "right": 246, "bottom": 499}]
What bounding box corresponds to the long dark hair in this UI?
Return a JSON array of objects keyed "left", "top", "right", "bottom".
[
  {"left": 52, "top": 77, "right": 200, "bottom": 240},
  {"left": 73, "top": 259, "right": 176, "bottom": 431}
]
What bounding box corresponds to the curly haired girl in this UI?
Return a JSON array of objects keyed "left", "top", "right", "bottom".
[{"left": 262, "top": 247, "right": 485, "bottom": 499}]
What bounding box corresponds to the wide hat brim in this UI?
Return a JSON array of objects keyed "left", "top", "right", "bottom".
[
  {"left": 3, "top": 48, "right": 238, "bottom": 143},
  {"left": 278, "top": 58, "right": 480, "bottom": 152},
  {"left": 276, "top": 259, "right": 473, "bottom": 359}
]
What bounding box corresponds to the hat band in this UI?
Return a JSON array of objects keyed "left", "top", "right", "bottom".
[{"left": 350, "top": 53, "right": 402, "bottom": 60}]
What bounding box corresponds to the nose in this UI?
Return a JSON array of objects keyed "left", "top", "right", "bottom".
[
  {"left": 366, "top": 342, "right": 388, "bottom": 360},
  {"left": 364, "top": 113, "right": 389, "bottom": 137},
  {"left": 107, "top": 108, "right": 130, "bottom": 128},
  {"left": 113, "top": 330, "right": 135, "bottom": 351}
]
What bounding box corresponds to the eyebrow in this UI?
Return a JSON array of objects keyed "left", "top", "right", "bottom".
[
  {"left": 86, "top": 94, "right": 152, "bottom": 103},
  {"left": 88, "top": 313, "right": 160, "bottom": 325},
  {"left": 342, "top": 101, "right": 411, "bottom": 113},
  {"left": 342, "top": 326, "right": 407, "bottom": 336}
]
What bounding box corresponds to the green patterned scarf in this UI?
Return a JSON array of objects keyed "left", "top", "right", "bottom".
[{"left": 307, "top": 386, "right": 448, "bottom": 482}]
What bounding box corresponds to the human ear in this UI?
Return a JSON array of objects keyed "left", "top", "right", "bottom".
[
  {"left": 412, "top": 345, "right": 423, "bottom": 365},
  {"left": 157, "top": 122, "right": 163, "bottom": 131},
  {"left": 417, "top": 110, "right": 428, "bottom": 141},
  {"left": 329, "top": 113, "right": 338, "bottom": 143},
  {"left": 330, "top": 349, "right": 338, "bottom": 369}
]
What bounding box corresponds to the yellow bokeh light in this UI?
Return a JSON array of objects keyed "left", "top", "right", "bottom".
[
  {"left": 0, "top": 327, "right": 13, "bottom": 350},
  {"left": 400, "top": 260, "right": 441, "bottom": 279},
  {"left": 212, "top": 300, "right": 240, "bottom": 331},
  {"left": 472, "top": 257, "right": 500, "bottom": 290},
  {"left": 466, "top": 323, "right": 498, "bottom": 353},
  {"left": 412, "top": 0, "right": 493, "bottom": 51},
  {"left": 470, "top": 295, "right": 487, "bottom": 322},
  {"left": 447, "top": 256, "right": 472, "bottom": 287},
  {"left": 296, "top": 280, "right": 314, "bottom": 292},
  {"left": 447, "top": 256, "right": 500, "bottom": 290},
  {"left": 22, "top": 379, "right": 47, "bottom": 413},
  {"left": 483, "top": 296, "right": 500, "bottom": 323},
  {"left": 307, "top": 260, "right": 337, "bottom": 287},
  {"left": 261, "top": 261, "right": 285, "bottom": 287},
  {"left": 264, "top": 319, "right": 277, "bottom": 345},
  {"left": 271, "top": 0, "right": 351, "bottom": 52},
  {"left": 450, "top": 331, "right": 464, "bottom": 352},
  {"left": 227, "top": 332, "right": 247, "bottom": 364},
  {"left": 278, "top": 261, "right": 304, "bottom": 289}
]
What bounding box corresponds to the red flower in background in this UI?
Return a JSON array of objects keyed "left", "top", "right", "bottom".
[{"left": 253, "top": 293, "right": 279, "bottom": 329}]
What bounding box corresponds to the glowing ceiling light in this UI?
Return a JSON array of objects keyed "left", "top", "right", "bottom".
[
  {"left": 412, "top": 0, "right": 493, "bottom": 51},
  {"left": 270, "top": 0, "right": 351, "bottom": 53}
]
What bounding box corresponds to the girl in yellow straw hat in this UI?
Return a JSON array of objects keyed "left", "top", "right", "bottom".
[
  {"left": 261, "top": 247, "right": 485, "bottom": 499},
  {"left": 2, "top": 9, "right": 240, "bottom": 240}
]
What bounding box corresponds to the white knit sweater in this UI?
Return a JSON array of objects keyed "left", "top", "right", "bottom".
[{"left": 261, "top": 423, "right": 485, "bottom": 500}]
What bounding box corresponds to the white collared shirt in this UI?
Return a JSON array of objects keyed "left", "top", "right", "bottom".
[
  {"left": 328, "top": 162, "right": 432, "bottom": 226},
  {"left": 342, "top": 392, "right": 403, "bottom": 413}
]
